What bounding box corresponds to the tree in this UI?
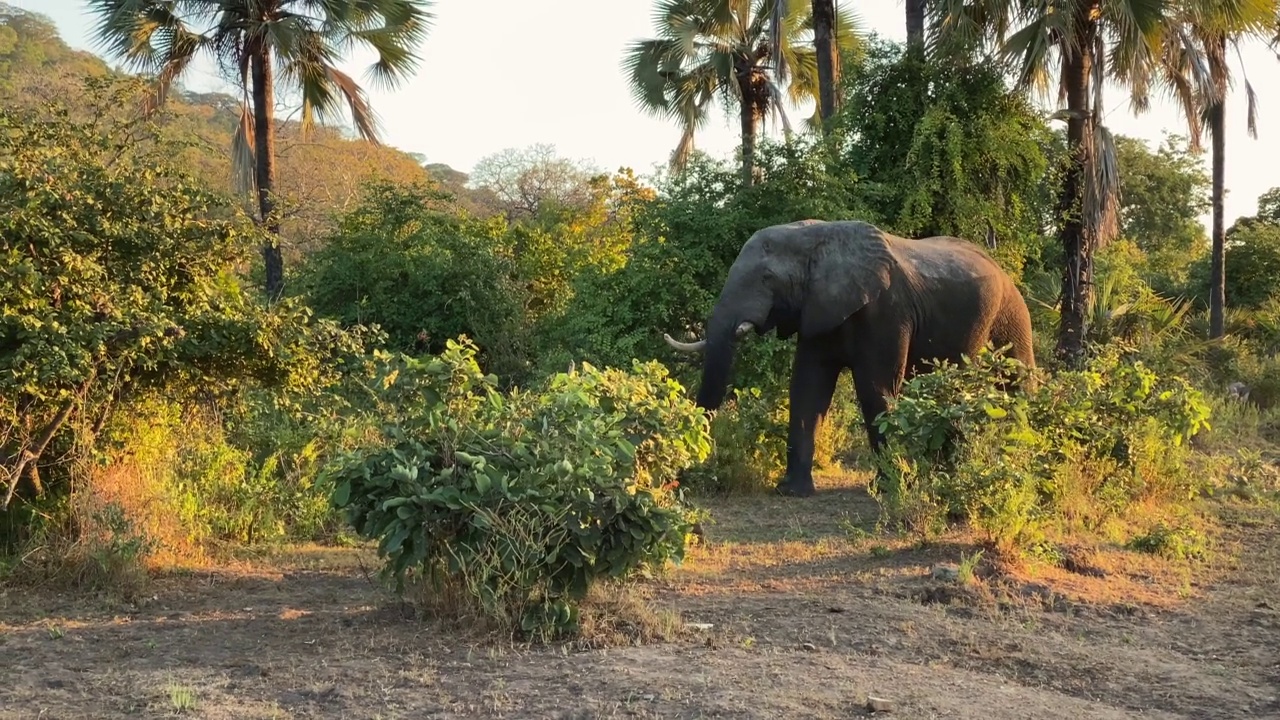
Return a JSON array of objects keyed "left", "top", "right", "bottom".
[
  {"left": 624, "top": 0, "right": 863, "bottom": 184},
  {"left": 1228, "top": 186, "right": 1280, "bottom": 234},
  {"left": 300, "top": 182, "right": 531, "bottom": 378},
  {"left": 833, "top": 37, "right": 1054, "bottom": 276},
  {"left": 930, "top": 0, "right": 1168, "bottom": 367},
  {"left": 906, "top": 0, "right": 927, "bottom": 50},
  {"left": 470, "top": 144, "right": 601, "bottom": 222},
  {"left": 1140, "top": 3, "right": 1272, "bottom": 338},
  {"left": 1, "top": 89, "right": 355, "bottom": 512},
  {"left": 87, "top": 0, "right": 434, "bottom": 301},
  {"left": 1112, "top": 133, "right": 1210, "bottom": 292}
]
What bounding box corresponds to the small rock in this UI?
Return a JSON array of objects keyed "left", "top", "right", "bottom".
[
  {"left": 930, "top": 564, "right": 960, "bottom": 582},
  {"left": 866, "top": 695, "right": 894, "bottom": 713},
  {"left": 686, "top": 622, "right": 714, "bottom": 631},
  {"left": 801, "top": 642, "right": 817, "bottom": 651}
]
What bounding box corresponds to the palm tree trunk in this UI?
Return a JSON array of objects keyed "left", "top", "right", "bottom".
[
  {"left": 905, "top": 0, "right": 926, "bottom": 51},
  {"left": 250, "top": 42, "right": 283, "bottom": 301},
  {"left": 1055, "top": 29, "right": 1096, "bottom": 368},
  {"left": 736, "top": 64, "right": 757, "bottom": 186},
  {"left": 1208, "top": 39, "right": 1227, "bottom": 339},
  {"left": 812, "top": 0, "right": 839, "bottom": 126}
]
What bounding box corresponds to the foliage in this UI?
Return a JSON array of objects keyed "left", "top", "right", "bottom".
[
  {"left": 1127, "top": 521, "right": 1209, "bottom": 561},
  {"left": 624, "top": 0, "right": 864, "bottom": 174},
  {"left": 299, "top": 181, "right": 531, "bottom": 378},
  {"left": 1113, "top": 134, "right": 1210, "bottom": 294},
  {"left": 1189, "top": 223, "right": 1280, "bottom": 311},
  {"left": 870, "top": 347, "right": 1212, "bottom": 553},
  {"left": 833, "top": 37, "right": 1055, "bottom": 276},
  {"left": 0, "top": 103, "right": 363, "bottom": 524},
  {"left": 325, "top": 339, "right": 711, "bottom": 639}
]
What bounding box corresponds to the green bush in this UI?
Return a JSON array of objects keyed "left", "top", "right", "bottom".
[
  {"left": 870, "top": 346, "right": 1212, "bottom": 553},
  {"left": 300, "top": 182, "right": 532, "bottom": 382},
  {"left": 682, "top": 387, "right": 788, "bottom": 494},
  {"left": 0, "top": 97, "right": 365, "bottom": 547},
  {"left": 324, "top": 338, "right": 711, "bottom": 639},
  {"left": 681, "top": 373, "right": 861, "bottom": 495}
]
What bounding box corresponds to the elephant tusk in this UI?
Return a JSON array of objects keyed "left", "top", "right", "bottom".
[
  {"left": 663, "top": 333, "right": 707, "bottom": 353},
  {"left": 664, "top": 322, "right": 755, "bottom": 353}
]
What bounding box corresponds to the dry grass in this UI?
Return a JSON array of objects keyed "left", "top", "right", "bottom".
[
  {"left": 2, "top": 469, "right": 1278, "bottom": 719},
  {"left": 675, "top": 471, "right": 1238, "bottom": 614}
]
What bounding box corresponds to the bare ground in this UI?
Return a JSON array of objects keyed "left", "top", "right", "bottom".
[{"left": 3, "top": 473, "right": 1279, "bottom": 720}]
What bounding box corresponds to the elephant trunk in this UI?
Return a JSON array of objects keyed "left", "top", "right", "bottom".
[{"left": 694, "top": 310, "right": 749, "bottom": 410}]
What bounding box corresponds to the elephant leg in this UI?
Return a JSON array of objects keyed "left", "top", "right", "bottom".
[
  {"left": 776, "top": 341, "right": 842, "bottom": 498},
  {"left": 850, "top": 332, "right": 910, "bottom": 456}
]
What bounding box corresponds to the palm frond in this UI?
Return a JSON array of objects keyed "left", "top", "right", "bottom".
[
  {"left": 671, "top": 124, "right": 698, "bottom": 171},
  {"left": 1001, "top": 12, "right": 1064, "bottom": 97},
  {"left": 1084, "top": 121, "right": 1122, "bottom": 250},
  {"left": 1231, "top": 38, "right": 1260, "bottom": 139},
  {"left": 768, "top": 0, "right": 787, "bottom": 82},
  {"left": 231, "top": 100, "right": 257, "bottom": 196}
]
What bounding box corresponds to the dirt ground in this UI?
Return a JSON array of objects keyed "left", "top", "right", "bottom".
[{"left": 3, "top": 473, "right": 1279, "bottom": 720}]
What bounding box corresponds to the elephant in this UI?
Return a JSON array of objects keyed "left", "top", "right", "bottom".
[{"left": 663, "top": 219, "right": 1035, "bottom": 498}]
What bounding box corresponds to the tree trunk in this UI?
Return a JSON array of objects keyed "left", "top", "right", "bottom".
[
  {"left": 250, "top": 43, "right": 284, "bottom": 302},
  {"left": 736, "top": 64, "right": 757, "bottom": 186},
  {"left": 812, "top": 0, "right": 840, "bottom": 126},
  {"left": 3, "top": 399, "right": 76, "bottom": 510},
  {"left": 905, "top": 0, "right": 926, "bottom": 51},
  {"left": 1054, "top": 24, "right": 1096, "bottom": 368},
  {"left": 1208, "top": 37, "right": 1227, "bottom": 340}
]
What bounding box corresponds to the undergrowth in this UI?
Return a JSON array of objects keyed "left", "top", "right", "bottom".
[
  {"left": 869, "top": 345, "right": 1215, "bottom": 557},
  {"left": 324, "top": 338, "right": 711, "bottom": 641}
]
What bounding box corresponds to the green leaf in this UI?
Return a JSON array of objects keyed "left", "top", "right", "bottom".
[{"left": 331, "top": 480, "right": 352, "bottom": 507}]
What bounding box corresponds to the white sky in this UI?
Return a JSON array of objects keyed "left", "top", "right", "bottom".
[{"left": 18, "top": 0, "right": 1280, "bottom": 229}]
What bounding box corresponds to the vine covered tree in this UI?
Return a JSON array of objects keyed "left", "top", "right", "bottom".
[
  {"left": 624, "top": 0, "right": 863, "bottom": 184},
  {"left": 87, "top": 0, "right": 435, "bottom": 301},
  {"left": 930, "top": 0, "right": 1171, "bottom": 366}
]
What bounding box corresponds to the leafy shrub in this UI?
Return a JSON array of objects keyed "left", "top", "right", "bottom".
[
  {"left": 682, "top": 387, "right": 788, "bottom": 494},
  {"left": 300, "top": 182, "right": 533, "bottom": 382},
  {"left": 870, "top": 347, "right": 1212, "bottom": 553},
  {"left": 324, "top": 338, "right": 711, "bottom": 639},
  {"left": 0, "top": 99, "right": 363, "bottom": 545},
  {"left": 682, "top": 374, "right": 861, "bottom": 495},
  {"left": 1127, "top": 521, "right": 1210, "bottom": 561}
]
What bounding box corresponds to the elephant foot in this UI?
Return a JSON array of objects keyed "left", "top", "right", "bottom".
[{"left": 774, "top": 477, "right": 816, "bottom": 498}]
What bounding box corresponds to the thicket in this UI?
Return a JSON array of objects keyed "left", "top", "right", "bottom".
[
  {"left": 4, "top": 15, "right": 1280, "bottom": 639},
  {"left": 870, "top": 348, "right": 1212, "bottom": 555}
]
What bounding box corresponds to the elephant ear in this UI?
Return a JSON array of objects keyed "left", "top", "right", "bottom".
[{"left": 799, "top": 223, "right": 896, "bottom": 338}]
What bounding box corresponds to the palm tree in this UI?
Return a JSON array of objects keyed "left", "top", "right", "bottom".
[
  {"left": 907, "top": 0, "right": 928, "bottom": 51},
  {"left": 765, "top": 0, "right": 859, "bottom": 129},
  {"left": 624, "top": 0, "right": 862, "bottom": 184},
  {"left": 930, "top": 0, "right": 1170, "bottom": 367},
  {"left": 1137, "top": 3, "right": 1272, "bottom": 339},
  {"left": 87, "top": 0, "right": 434, "bottom": 301}
]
